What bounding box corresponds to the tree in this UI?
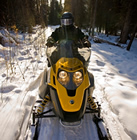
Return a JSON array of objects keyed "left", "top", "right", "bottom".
[
  {"left": 48, "top": 0, "right": 62, "bottom": 25},
  {"left": 87, "top": 0, "right": 94, "bottom": 35},
  {"left": 119, "top": 1, "right": 133, "bottom": 44},
  {"left": 64, "top": 0, "right": 87, "bottom": 27},
  {"left": 119, "top": 0, "right": 137, "bottom": 44},
  {"left": 127, "top": 23, "right": 137, "bottom": 51},
  {"left": 0, "top": 0, "right": 49, "bottom": 32},
  {"left": 0, "top": 0, "right": 16, "bottom": 27},
  {"left": 40, "top": 0, "right": 49, "bottom": 27},
  {"left": 14, "top": 0, "right": 36, "bottom": 32},
  {"left": 91, "top": 0, "right": 98, "bottom": 36},
  {"left": 63, "top": 0, "right": 71, "bottom": 12}
]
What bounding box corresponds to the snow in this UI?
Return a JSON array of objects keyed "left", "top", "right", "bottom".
[{"left": 0, "top": 26, "right": 137, "bottom": 140}]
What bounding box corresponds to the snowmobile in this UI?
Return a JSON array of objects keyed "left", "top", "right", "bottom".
[{"left": 31, "top": 39, "right": 111, "bottom": 140}]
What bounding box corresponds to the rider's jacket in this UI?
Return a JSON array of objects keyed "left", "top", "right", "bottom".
[
  {"left": 46, "top": 25, "right": 87, "bottom": 47},
  {"left": 51, "top": 25, "right": 85, "bottom": 41}
]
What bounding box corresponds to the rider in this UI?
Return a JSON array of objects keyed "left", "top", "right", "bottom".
[
  {"left": 46, "top": 12, "right": 91, "bottom": 48},
  {"left": 37, "top": 12, "right": 96, "bottom": 113},
  {"left": 46, "top": 12, "right": 91, "bottom": 66}
]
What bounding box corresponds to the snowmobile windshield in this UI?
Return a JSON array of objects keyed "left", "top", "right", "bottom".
[{"left": 46, "top": 39, "right": 91, "bottom": 67}]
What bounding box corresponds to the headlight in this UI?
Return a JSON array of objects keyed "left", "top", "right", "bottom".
[
  {"left": 73, "top": 71, "right": 83, "bottom": 86},
  {"left": 58, "top": 71, "right": 69, "bottom": 86}
]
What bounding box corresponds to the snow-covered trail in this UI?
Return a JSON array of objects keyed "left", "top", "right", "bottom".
[
  {"left": 1, "top": 26, "right": 137, "bottom": 140},
  {"left": 88, "top": 42, "right": 134, "bottom": 140}
]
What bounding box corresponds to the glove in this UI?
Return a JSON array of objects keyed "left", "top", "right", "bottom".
[
  {"left": 84, "top": 40, "right": 91, "bottom": 48},
  {"left": 46, "top": 37, "right": 55, "bottom": 47}
]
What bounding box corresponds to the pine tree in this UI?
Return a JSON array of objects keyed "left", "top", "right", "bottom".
[
  {"left": 40, "top": 0, "right": 49, "bottom": 27},
  {"left": 49, "top": 0, "right": 62, "bottom": 25},
  {"left": 119, "top": 0, "right": 137, "bottom": 44},
  {"left": 63, "top": 0, "right": 71, "bottom": 12},
  {"left": 63, "top": 0, "right": 87, "bottom": 27}
]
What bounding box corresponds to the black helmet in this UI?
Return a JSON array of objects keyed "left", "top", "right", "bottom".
[{"left": 61, "top": 12, "right": 74, "bottom": 26}]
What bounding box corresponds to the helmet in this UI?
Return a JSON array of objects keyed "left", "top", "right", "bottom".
[{"left": 61, "top": 12, "right": 74, "bottom": 26}]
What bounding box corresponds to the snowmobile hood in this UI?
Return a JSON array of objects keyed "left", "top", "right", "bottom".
[
  {"left": 47, "top": 39, "right": 91, "bottom": 113},
  {"left": 57, "top": 57, "right": 83, "bottom": 71}
]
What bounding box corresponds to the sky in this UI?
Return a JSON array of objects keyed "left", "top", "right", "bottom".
[
  {"left": 58, "top": 0, "right": 65, "bottom": 4},
  {"left": 0, "top": 26, "right": 137, "bottom": 140},
  {"left": 55, "top": 0, "right": 65, "bottom": 4}
]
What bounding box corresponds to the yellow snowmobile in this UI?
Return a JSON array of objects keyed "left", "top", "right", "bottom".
[
  {"left": 34, "top": 39, "right": 98, "bottom": 121},
  {"left": 46, "top": 39, "right": 95, "bottom": 122},
  {"left": 31, "top": 39, "right": 110, "bottom": 140}
]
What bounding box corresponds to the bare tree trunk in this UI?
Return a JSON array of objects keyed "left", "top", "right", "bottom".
[
  {"left": 127, "top": 23, "right": 137, "bottom": 51},
  {"left": 60, "top": 0, "right": 62, "bottom": 5},
  {"left": 119, "top": 2, "right": 132, "bottom": 44},
  {"left": 92, "top": 0, "right": 98, "bottom": 36}
]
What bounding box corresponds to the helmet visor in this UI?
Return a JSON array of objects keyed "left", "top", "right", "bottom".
[{"left": 61, "top": 19, "right": 73, "bottom": 26}]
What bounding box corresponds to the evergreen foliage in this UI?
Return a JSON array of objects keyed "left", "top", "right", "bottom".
[
  {"left": 0, "top": 0, "right": 137, "bottom": 47},
  {"left": 63, "top": 0, "right": 87, "bottom": 27},
  {"left": 48, "top": 0, "right": 62, "bottom": 25},
  {"left": 0, "top": 0, "right": 49, "bottom": 32}
]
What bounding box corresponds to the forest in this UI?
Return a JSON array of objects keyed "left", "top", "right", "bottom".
[{"left": 0, "top": 0, "right": 137, "bottom": 50}]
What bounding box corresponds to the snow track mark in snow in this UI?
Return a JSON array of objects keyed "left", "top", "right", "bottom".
[
  {"left": 0, "top": 85, "right": 17, "bottom": 93},
  {"left": 93, "top": 81, "right": 123, "bottom": 140},
  {"left": 96, "top": 60, "right": 105, "bottom": 67}
]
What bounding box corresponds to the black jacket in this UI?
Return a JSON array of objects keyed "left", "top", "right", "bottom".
[{"left": 50, "top": 25, "right": 85, "bottom": 42}]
